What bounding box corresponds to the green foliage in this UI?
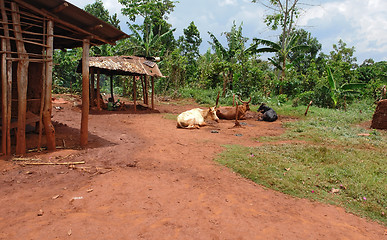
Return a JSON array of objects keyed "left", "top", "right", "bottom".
[
  {"left": 327, "top": 66, "right": 366, "bottom": 108},
  {"left": 119, "top": 0, "right": 177, "bottom": 24},
  {"left": 84, "top": 0, "right": 120, "bottom": 29},
  {"left": 177, "top": 87, "right": 222, "bottom": 105},
  {"left": 124, "top": 23, "right": 175, "bottom": 57},
  {"left": 53, "top": 49, "right": 82, "bottom": 93}
]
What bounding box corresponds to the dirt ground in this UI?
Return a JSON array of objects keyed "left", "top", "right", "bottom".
[{"left": 0, "top": 95, "right": 386, "bottom": 240}]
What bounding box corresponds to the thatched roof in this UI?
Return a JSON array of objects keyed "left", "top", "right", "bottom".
[{"left": 85, "top": 56, "right": 165, "bottom": 77}]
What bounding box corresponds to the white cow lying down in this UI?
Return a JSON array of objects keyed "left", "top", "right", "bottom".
[{"left": 177, "top": 107, "right": 219, "bottom": 129}]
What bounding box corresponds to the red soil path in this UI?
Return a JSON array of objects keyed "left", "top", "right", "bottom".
[{"left": 0, "top": 96, "right": 385, "bottom": 239}]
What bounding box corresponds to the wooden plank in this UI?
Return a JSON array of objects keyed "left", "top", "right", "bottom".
[
  {"left": 43, "top": 19, "right": 55, "bottom": 151},
  {"left": 80, "top": 39, "right": 90, "bottom": 147},
  {"left": 11, "top": 2, "right": 29, "bottom": 155}
]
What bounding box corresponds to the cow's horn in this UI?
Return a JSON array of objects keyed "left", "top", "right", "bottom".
[{"left": 239, "top": 96, "right": 251, "bottom": 104}]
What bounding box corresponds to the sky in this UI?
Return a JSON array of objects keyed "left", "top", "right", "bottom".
[{"left": 67, "top": 0, "right": 387, "bottom": 64}]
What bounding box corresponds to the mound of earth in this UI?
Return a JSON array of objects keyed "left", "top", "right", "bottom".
[{"left": 371, "top": 99, "right": 387, "bottom": 129}]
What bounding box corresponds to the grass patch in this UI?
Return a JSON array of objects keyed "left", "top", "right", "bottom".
[
  {"left": 216, "top": 144, "right": 386, "bottom": 224},
  {"left": 162, "top": 113, "right": 178, "bottom": 121},
  {"left": 216, "top": 100, "right": 387, "bottom": 225}
]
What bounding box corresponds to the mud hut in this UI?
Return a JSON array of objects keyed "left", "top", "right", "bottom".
[
  {"left": 371, "top": 99, "right": 387, "bottom": 130},
  {"left": 85, "top": 56, "right": 165, "bottom": 111},
  {"left": 0, "top": 0, "right": 128, "bottom": 155}
]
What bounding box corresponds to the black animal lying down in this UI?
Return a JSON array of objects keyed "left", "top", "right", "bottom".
[{"left": 257, "top": 103, "right": 278, "bottom": 122}]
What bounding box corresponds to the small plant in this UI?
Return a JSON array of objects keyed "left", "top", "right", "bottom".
[{"left": 327, "top": 66, "right": 366, "bottom": 108}]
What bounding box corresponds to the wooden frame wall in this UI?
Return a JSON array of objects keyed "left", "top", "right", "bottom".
[{"left": 0, "top": 0, "right": 56, "bottom": 155}]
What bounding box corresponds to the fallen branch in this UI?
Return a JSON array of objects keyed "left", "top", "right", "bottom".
[
  {"left": 22, "top": 161, "right": 85, "bottom": 165},
  {"left": 12, "top": 157, "right": 41, "bottom": 161}
]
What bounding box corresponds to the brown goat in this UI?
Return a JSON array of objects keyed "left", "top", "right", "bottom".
[{"left": 216, "top": 96, "right": 251, "bottom": 120}]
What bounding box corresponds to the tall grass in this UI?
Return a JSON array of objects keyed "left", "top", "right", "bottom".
[{"left": 215, "top": 100, "right": 387, "bottom": 225}]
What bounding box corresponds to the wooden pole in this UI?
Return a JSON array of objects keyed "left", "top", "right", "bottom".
[
  {"left": 80, "top": 39, "right": 90, "bottom": 147},
  {"left": 304, "top": 101, "right": 313, "bottom": 116},
  {"left": 1, "top": 37, "right": 6, "bottom": 154},
  {"left": 1, "top": 0, "right": 9, "bottom": 154},
  {"left": 140, "top": 76, "right": 145, "bottom": 104},
  {"left": 133, "top": 76, "right": 137, "bottom": 112},
  {"left": 12, "top": 2, "right": 29, "bottom": 155},
  {"left": 90, "top": 68, "right": 94, "bottom": 107},
  {"left": 96, "top": 69, "right": 101, "bottom": 110},
  {"left": 42, "top": 19, "right": 55, "bottom": 151},
  {"left": 151, "top": 76, "right": 154, "bottom": 110},
  {"left": 37, "top": 19, "right": 46, "bottom": 152},
  {"left": 110, "top": 74, "right": 114, "bottom": 103},
  {"left": 144, "top": 75, "right": 148, "bottom": 105}
]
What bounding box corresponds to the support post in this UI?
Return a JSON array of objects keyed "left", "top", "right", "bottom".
[
  {"left": 96, "top": 69, "right": 101, "bottom": 110},
  {"left": 110, "top": 74, "right": 114, "bottom": 103},
  {"left": 1, "top": 37, "right": 6, "bottom": 154},
  {"left": 42, "top": 19, "right": 55, "bottom": 151},
  {"left": 151, "top": 76, "right": 154, "bottom": 110},
  {"left": 80, "top": 39, "right": 90, "bottom": 147},
  {"left": 0, "top": 0, "right": 9, "bottom": 155},
  {"left": 133, "top": 76, "right": 137, "bottom": 112},
  {"left": 140, "top": 76, "right": 145, "bottom": 104},
  {"left": 144, "top": 75, "right": 148, "bottom": 105},
  {"left": 90, "top": 68, "right": 94, "bottom": 107},
  {"left": 12, "top": 2, "right": 29, "bottom": 155}
]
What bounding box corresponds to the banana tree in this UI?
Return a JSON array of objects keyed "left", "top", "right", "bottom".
[
  {"left": 252, "top": 34, "right": 310, "bottom": 93},
  {"left": 327, "top": 66, "right": 366, "bottom": 108},
  {"left": 118, "top": 23, "right": 175, "bottom": 57},
  {"left": 208, "top": 22, "right": 256, "bottom": 96}
]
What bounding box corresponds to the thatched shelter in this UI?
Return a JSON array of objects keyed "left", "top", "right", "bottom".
[
  {"left": 0, "top": 0, "right": 128, "bottom": 155},
  {"left": 85, "top": 56, "right": 165, "bottom": 111}
]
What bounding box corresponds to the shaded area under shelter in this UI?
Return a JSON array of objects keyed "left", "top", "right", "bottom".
[{"left": 84, "top": 56, "right": 165, "bottom": 112}]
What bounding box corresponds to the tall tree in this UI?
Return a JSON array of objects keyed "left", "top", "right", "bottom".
[
  {"left": 252, "top": 0, "right": 302, "bottom": 79},
  {"left": 119, "top": 0, "right": 177, "bottom": 24},
  {"left": 119, "top": 0, "right": 178, "bottom": 53},
  {"left": 84, "top": 0, "right": 120, "bottom": 29},
  {"left": 328, "top": 39, "right": 357, "bottom": 85},
  {"left": 84, "top": 0, "right": 121, "bottom": 57},
  {"left": 178, "top": 21, "right": 202, "bottom": 83},
  {"left": 178, "top": 21, "right": 202, "bottom": 60}
]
